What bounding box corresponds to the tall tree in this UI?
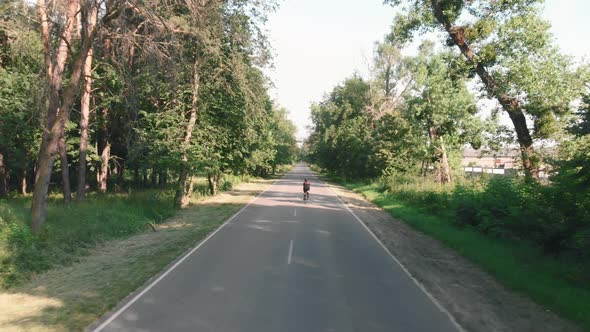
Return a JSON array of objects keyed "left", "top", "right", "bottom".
[
  {"left": 31, "top": 0, "right": 118, "bottom": 233},
  {"left": 404, "top": 44, "right": 479, "bottom": 183},
  {"left": 0, "top": 1, "right": 42, "bottom": 197},
  {"left": 386, "top": 0, "right": 588, "bottom": 179},
  {"left": 76, "top": 0, "right": 98, "bottom": 199}
]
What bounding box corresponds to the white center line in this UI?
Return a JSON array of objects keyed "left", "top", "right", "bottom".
[
  {"left": 288, "top": 240, "right": 294, "bottom": 265},
  {"left": 294, "top": 208, "right": 297, "bottom": 217}
]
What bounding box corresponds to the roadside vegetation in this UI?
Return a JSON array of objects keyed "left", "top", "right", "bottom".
[
  {"left": 323, "top": 174, "right": 590, "bottom": 330},
  {"left": 0, "top": 0, "right": 297, "bottom": 291},
  {"left": 0, "top": 175, "right": 261, "bottom": 289},
  {"left": 306, "top": 0, "right": 590, "bottom": 329}
]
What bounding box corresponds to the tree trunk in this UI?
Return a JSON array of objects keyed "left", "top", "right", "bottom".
[
  {"left": 21, "top": 169, "right": 27, "bottom": 195},
  {"left": 435, "top": 137, "right": 452, "bottom": 184},
  {"left": 77, "top": 29, "right": 95, "bottom": 199},
  {"left": 174, "top": 60, "right": 201, "bottom": 208},
  {"left": 0, "top": 152, "right": 8, "bottom": 198},
  {"left": 159, "top": 170, "right": 167, "bottom": 187},
  {"left": 31, "top": 0, "right": 100, "bottom": 233},
  {"left": 133, "top": 168, "right": 140, "bottom": 186},
  {"left": 97, "top": 105, "right": 111, "bottom": 193},
  {"left": 36, "top": 0, "right": 76, "bottom": 183},
  {"left": 98, "top": 136, "right": 111, "bottom": 193},
  {"left": 150, "top": 170, "right": 157, "bottom": 187},
  {"left": 175, "top": 173, "right": 194, "bottom": 207},
  {"left": 32, "top": 0, "right": 80, "bottom": 233},
  {"left": 117, "top": 161, "right": 125, "bottom": 188},
  {"left": 142, "top": 170, "right": 148, "bottom": 187},
  {"left": 207, "top": 172, "right": 218, "bottom": 196},
  {"left": 59, "top": 136, "right": 72, "bottom": 204},
  {"left": 429, "top": 0, "right": 538, "bottom": 180}
]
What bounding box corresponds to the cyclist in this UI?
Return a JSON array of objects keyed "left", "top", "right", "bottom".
[{"left": 303, "top": 178, "right": 311, "bottom": 200}]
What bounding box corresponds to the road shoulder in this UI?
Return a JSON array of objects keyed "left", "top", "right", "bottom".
[{"left": 325, "top": 180, "right": 581, "bottom": 332}]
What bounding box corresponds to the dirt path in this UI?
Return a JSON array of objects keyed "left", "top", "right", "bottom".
[
  {"left": 0, "top": 178, "right": 273, "bottom": 332},
  {"left": 327, "top": 181, "right": 582, "bottom": 332}
]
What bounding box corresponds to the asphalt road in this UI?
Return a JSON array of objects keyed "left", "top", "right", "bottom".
[{"left": 92, "top": 164, "right": 461, "bottom": 332}]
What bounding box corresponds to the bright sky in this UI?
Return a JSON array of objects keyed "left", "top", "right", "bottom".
[{"left": 264, "top": 0, "right": 590, "bottom": 141}]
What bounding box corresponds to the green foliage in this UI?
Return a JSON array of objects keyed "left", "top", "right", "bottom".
[
  {"left": 338, "top": 178, "right": 590, "bottom": 330},
  {"left": 307, "top": 75, "right": 378, "bottom": 178},
  {"left": 308, "top": 43, "right": 486, "bottom": 181},
  {"left": 569, "top": 92, "right": 590, "bottom": 137},
  {"left": 386, "top": 0, "right": 589, "bottom": 143},
  {"left": 0, "top": 191, "right": 176, "bottom": 288},
  {"left": 377, "top": 174, "right": 590, "bottom": 259}
]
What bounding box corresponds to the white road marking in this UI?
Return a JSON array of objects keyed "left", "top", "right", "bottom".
[
  {"left": 294, "top": 208, "right": 297, "bottom": 217},
  {"left": 311, "top": 174, "right": 465, "bottom": 332},
  {"left": 91, "top": 180, "right": 277, "bottom": 332},
  {"left": 253, "top": 219, "right": 273, "bottom": 223},
  {"left": 288, "top": 240, "right": 294, "bottom": 265}
]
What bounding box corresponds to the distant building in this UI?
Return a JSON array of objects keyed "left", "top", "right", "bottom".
[{"left": 462, "top": 147, "right": 520, "bottom": 169}]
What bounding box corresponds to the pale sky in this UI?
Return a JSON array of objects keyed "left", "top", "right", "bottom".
[{"left": 264, "top": 0, "right": 590, "bottom": 141}]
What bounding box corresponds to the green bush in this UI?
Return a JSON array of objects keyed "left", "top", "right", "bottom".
[
  {"left": 378, "top": 174, "right": 590, "bottom": 259},
  {"left": 220, "top": 174, "right": 251, "bottom": 192}
]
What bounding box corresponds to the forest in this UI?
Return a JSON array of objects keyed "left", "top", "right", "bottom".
[{"left": 0, "top": 0, "right": 296, "bottom": 287}]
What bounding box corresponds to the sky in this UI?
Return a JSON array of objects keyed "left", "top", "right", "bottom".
[{"left": 263, "top": 0, "right": 590, "bottom": 141}]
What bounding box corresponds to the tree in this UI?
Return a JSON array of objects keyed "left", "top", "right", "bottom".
[
  {"left": 2, "top": 0, "right": 288, "bottom": 234},
  {"left": 367, "top": 41, "right": 411, "bottom": 119},
  {"left": 269, "top": 107, "right": 298, "bottom": 173},
  {"left": 31, "top": 0, "right": 119, "bottom": 234},
  {"left": 308, "top": 76, "right": 377, "bottom": 178},
  {"left": 569, "top": 92, "right": 590, "bottom": 137},
  {"left": 76, "top": 0, "right": 99, "bottom": 199},
  {"left": 386, "top": 0, "right": 588, "bottom": 179},
  {"left": 0, "top": 1, "right": 43, "bottom": 198},
  {"left": 404, "top": 45, "right": 479, "bottom": 183}
]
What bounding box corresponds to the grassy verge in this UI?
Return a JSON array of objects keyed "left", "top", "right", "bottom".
[
  {"left": 0, "top": 175, "right": 258, "bottom": 289},
  {"left": 0, "top": 176, "right": 273, "bottom": 331},
  {"left": 327, "top": 177, "right": 590, "bottom": 331}
]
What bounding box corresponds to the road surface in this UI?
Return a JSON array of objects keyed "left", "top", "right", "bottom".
[{"left": 92, "top": 164, "right": 461, "bottom": 332}]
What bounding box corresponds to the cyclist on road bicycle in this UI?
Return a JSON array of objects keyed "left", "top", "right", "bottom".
[{"left": 303, "top": 178, "right": 311, "bottom": 200}]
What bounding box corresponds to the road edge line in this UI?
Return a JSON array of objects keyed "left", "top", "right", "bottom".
[
  {"left": 313, "top": 174, "right": 466, "bottom": 332},
  {"left": 91, "top": 178, "right": 279, "bottom": 332}
]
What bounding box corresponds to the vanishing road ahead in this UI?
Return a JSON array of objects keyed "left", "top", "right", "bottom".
[{"left": 93, "top": 164, "right": 461, "bottom": 332}]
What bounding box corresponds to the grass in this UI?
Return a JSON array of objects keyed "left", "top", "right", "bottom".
[
  {"left": 0, "top": 174, "right": 257, "bottom": 289},
  {"left": 0, "top": 190, "right": 175, "bottom": 288},
  {"left": 0, "top": 175, "right": 273, "bottom": 331},
  {"left": 333, "top": 179, "right": 590, "bottom": 331}
]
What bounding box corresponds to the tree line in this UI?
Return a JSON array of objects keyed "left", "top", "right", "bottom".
[
  {"left": 306, "top": 0, "right": 590, "bottom": 258},
  {"left": 0, "top": 0, "right": 297, "bottom": 234},
  {"left": 307, "top": 0, "right": 589, "bottom": 183}
]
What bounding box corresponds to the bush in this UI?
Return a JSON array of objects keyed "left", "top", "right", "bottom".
[
  {"left": 220, "top": 174, "right": 251, "bottom": 192},
  {"left": 378, "top": 174, "right": 590, "bottom": 259}
]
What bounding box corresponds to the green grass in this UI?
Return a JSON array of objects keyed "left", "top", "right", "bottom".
[
  {"left": 0, "top": 190, "right": 176, "bottom": 288},
  {"left": 336, "top": 180, "right": 590, "bottom": 331},
  {"left": 0, "top": 174, "right": 255, "bottom": 289}
]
